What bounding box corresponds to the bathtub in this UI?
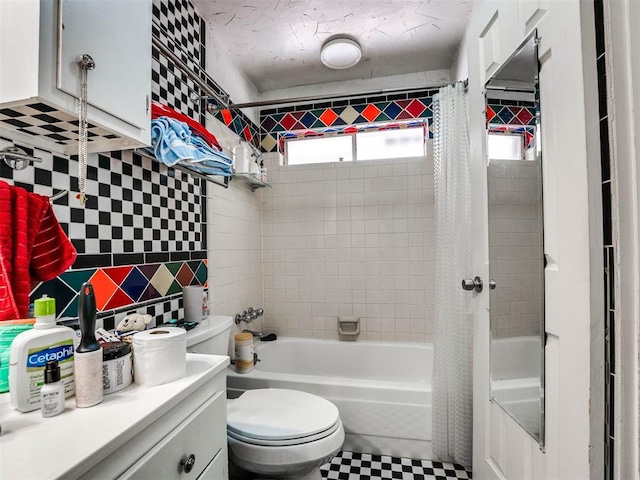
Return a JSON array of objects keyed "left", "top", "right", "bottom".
[
  {"left": 491, "top": 336, "right": 543, "bottom": 436},
  {"left": 227, "top": 337, "right": 433, "bottom": 459}
]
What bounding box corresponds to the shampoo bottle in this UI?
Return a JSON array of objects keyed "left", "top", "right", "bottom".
[
  {"left": 9, "top": 295, "right": 75, "bottom": 412},
  {"left": 74, "top": 283, "right": 103, "bottom": 408},
  {"left": 41, "top": 359, "right": 65, "bottom": 417}
]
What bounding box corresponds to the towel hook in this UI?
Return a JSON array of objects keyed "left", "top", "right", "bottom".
[{"left": 0, "top": 147, "right": 43, "bottom": 170}]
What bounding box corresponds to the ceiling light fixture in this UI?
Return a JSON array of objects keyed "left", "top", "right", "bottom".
[{"left": 320, "top": 38, "right": 362, "bottom": 70}]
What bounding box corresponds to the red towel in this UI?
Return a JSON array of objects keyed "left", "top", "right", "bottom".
[
  {"left": 151, "top": 101, "right": 223, "bottom": 151},
  {"left": 0, "top": 181, "right": 77, "bottom": 320}
]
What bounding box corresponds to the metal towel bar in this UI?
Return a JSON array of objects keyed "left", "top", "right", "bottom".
[{"left": 0, "top": 147, "right": 70, "bottom": 203}]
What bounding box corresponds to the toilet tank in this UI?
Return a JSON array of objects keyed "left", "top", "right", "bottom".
[{"left": 186, "top": 315, "right": 233, "bottom": 355}]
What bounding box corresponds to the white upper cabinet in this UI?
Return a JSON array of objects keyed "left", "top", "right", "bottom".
[{"left": 0, "top": 0, "right": 151, "bottom": 155}]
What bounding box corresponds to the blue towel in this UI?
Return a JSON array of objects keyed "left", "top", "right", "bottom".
[{"left": 146, "top": 117, "right": 233, "bottom": 176}]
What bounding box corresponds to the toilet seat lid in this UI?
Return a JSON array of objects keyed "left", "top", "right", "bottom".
[{"left": 227, "top": 389, "right": 340, "bottom": 442}]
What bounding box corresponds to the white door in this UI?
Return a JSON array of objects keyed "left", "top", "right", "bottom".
[{"left": 467, "top": 1, "right": 598, "bottom": 479}]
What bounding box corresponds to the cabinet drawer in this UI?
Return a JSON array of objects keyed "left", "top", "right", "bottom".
[
  {"left": 198, "top": 447, "right": 228, "bottom": 480},
  {"left": 119, "top": 391, "right": 227, "bottom": 479}
]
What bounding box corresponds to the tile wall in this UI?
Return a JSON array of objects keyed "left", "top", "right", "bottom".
[
  {"left": 205, "top": 119, "right": 265, "bottom": 338},
  {"left": 261, "top": 152, "right": 435, "bottom": 343},
  {"left": 488, "top": 160, "right": 543, "bottom": 338},
  {"left": 0, "top": 0, "right": 216, "bottom": 329}
]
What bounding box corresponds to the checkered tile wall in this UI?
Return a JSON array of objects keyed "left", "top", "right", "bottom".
[
  {"left": 0, "top": 104, "right": 119, "bottom": 150},
  {"left": 152, "top": 0, "right": 207, "bottom": 125},
  {"left": 0, "top": 0, "right": 212, "bottom": 326}
]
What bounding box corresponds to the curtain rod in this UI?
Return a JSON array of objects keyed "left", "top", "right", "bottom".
[{"left": 205, "top": 85, "right": 447, "bottom": 112}]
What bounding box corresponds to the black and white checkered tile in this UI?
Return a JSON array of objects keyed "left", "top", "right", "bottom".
[
  {"left": 99, "top": 294, "right": 188, "bottom": 331},
  {"left": 0, "top": 103, "right": 118, "bottom": 149},
  {"left": 153, "top": 0, "right": 204, "bottom": 69},
  {"left": 321, "top": 452, "right": 472, "bottom": 480},
  {"left": 0, "top": 137, "right": 205, "bottom": 258},
  {"left": 152, "top": 0, "right": 207, "bottom": 125}
]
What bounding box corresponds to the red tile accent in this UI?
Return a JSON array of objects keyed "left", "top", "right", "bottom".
[
  {"left": 103, "top": 266, "right": 133, "bottom": 287},
  {"left": 103, "top": 288, "right": 134, "bottom": 311},
  {"left": 486, "top": 106, "right": 496, "bottom": 123},
  {"left": 396, "top": 110, "right": 414, "bottom": 120},
  {"left": 361, "top": 104, "right": 381, "bottom": 122},
  {"left": 516, "top": 107, "right": 534, "bottom": 125},
  {"left": 280, "top": 113, "right": 298, "bottom": 131},
  {"left": 319, "top": 108, "right": 339, "bottom": 126},
  {"left": 507, "top": 106, "right": 522, "bottom": 124},
  {"left": 405, "top": 99, "right": 427, "bottom": 117},
  {"left": 176, "top": 264, "right": 195, "bottom": 286},
  {"left": 395, "top": 100, "right": 413, "bottom": 110},
  {"left": 243, "top": 126, "right": 252, "bottom": 141},
  {"left": 221, "top": 109, "right": 233, "bottom": 126},
  {"left": 88, "top": 269, "right": 118, "bottom": 311}
]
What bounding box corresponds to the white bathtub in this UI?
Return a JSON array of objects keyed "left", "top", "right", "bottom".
[
  {"left": 227, "top": 337, "right": 433, "bottom": 459},
  {"left": 491, "top": 336, "right": 543, "bottom": 436}
]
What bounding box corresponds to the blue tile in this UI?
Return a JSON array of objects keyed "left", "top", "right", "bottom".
[{"left": 121, "top": 267, "right": 148, "bottom": 302}]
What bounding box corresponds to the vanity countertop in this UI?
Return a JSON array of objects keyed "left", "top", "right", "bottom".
[{"left": 0, "top": 353, "right": 229, "bottom": 480}]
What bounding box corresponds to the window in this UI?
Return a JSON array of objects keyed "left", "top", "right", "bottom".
[
  {"left": 286, "top": 135, "right": 353, "bottom": 165},
  {"left": 285, "top": 123, "right": 426, "bottom": 165},
  {"left": 356, "top": 128, "right": 425, "bottom": 161},
  {"left": 487, "top": 132, "right": 523, "bottom": 161}
]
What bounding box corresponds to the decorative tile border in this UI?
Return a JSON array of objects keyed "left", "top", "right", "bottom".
[
  {"left": 486, "top": 100, "right": 536, "bottom": 126},
  {"left": 212, "top": 107, "right": 262, "bottom": 149},
  {"left": 30, "top": 260, "right": 208, "bottom": 319},
  {"left": 259, "top": 90, "right": 440, "bottom": 153}
]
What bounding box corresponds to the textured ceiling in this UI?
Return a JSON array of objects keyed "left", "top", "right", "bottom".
[{"left": 191, "top": 0, "right": 476, "bottom": 93}]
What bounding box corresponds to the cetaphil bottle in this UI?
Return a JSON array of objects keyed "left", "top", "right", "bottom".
[{"left": 9, "top": 296, "right": 75, "bottom": 412}]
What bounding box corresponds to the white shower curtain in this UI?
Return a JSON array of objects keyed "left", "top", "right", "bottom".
[{"left": 432, "top": 82, "right": 473, "bottom": 468}]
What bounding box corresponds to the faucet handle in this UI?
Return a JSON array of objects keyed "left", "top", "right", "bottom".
[
  {"left": 256, "top": 308, "right": 264, "bottom": 317},
  {"left": 234, "top": 311, "right": 248, "bottom": 325}
]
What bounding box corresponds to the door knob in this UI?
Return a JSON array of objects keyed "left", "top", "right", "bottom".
[{"left": 461, "top": 276, "right": 484, "bottom": 293}]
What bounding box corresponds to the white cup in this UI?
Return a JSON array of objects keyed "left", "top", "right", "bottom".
[{"left": 183, "top": 286, "right": 204, "bottom": 322}]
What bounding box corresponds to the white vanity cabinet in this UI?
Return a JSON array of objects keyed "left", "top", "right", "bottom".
[
  {"left": 0, "top": 354, "right": 229, "bottom": 480},
  {"left": 0, "top": 0, "right": 151, "bottom": 155}
]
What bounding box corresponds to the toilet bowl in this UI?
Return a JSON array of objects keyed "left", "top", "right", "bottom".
[{"left": 186, "top": 316, "right": 344, "bottom": 479}]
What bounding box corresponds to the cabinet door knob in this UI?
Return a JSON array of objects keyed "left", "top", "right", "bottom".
[{"left": 180, "top": 454, "right": 196, "bottom": 474}]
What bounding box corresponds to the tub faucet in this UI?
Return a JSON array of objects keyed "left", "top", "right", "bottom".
[
  {"left": 234, "top": 307, "right": 264, "bottom": 324},
  {"left": 243, "top": 329, "right": 263, "bottom": 339}
]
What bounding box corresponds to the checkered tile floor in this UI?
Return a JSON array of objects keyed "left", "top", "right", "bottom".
[{"left": 320, "top": 452, "right": 472, "bottom": 480}]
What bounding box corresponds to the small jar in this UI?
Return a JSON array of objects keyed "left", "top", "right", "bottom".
[
  {"left": 102, "top": 342, "right": 132, "bottom": 394},
  {"left": 234, "top": 332, "right": 254, "bottom": 374}
]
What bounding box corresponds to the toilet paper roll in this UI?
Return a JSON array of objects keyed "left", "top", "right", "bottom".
[
  {"left": 133, "top": 328, "right": 186, "bottom": 387},
  {"left": 183, "top": 285, "right": 204, "bottom": 323}
]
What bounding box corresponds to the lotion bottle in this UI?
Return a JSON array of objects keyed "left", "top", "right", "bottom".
[
  {"left": 9, "top": 295, "right": 75, "bottom": 412},
  {"left": 74, "top": 283, "right": 103, "bottom": 408},
  {"left": 41, "top": 359, "right": 65, "bottom": 417}
]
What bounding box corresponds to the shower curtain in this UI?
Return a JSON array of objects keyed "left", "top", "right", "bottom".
[{"left": 432, "top": 82, "right": 473, "bottom": 468}]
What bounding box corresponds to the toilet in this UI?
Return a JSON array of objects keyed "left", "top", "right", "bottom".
[{"left": 186, "top": 315, "right": 345, "bottom": 479}]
